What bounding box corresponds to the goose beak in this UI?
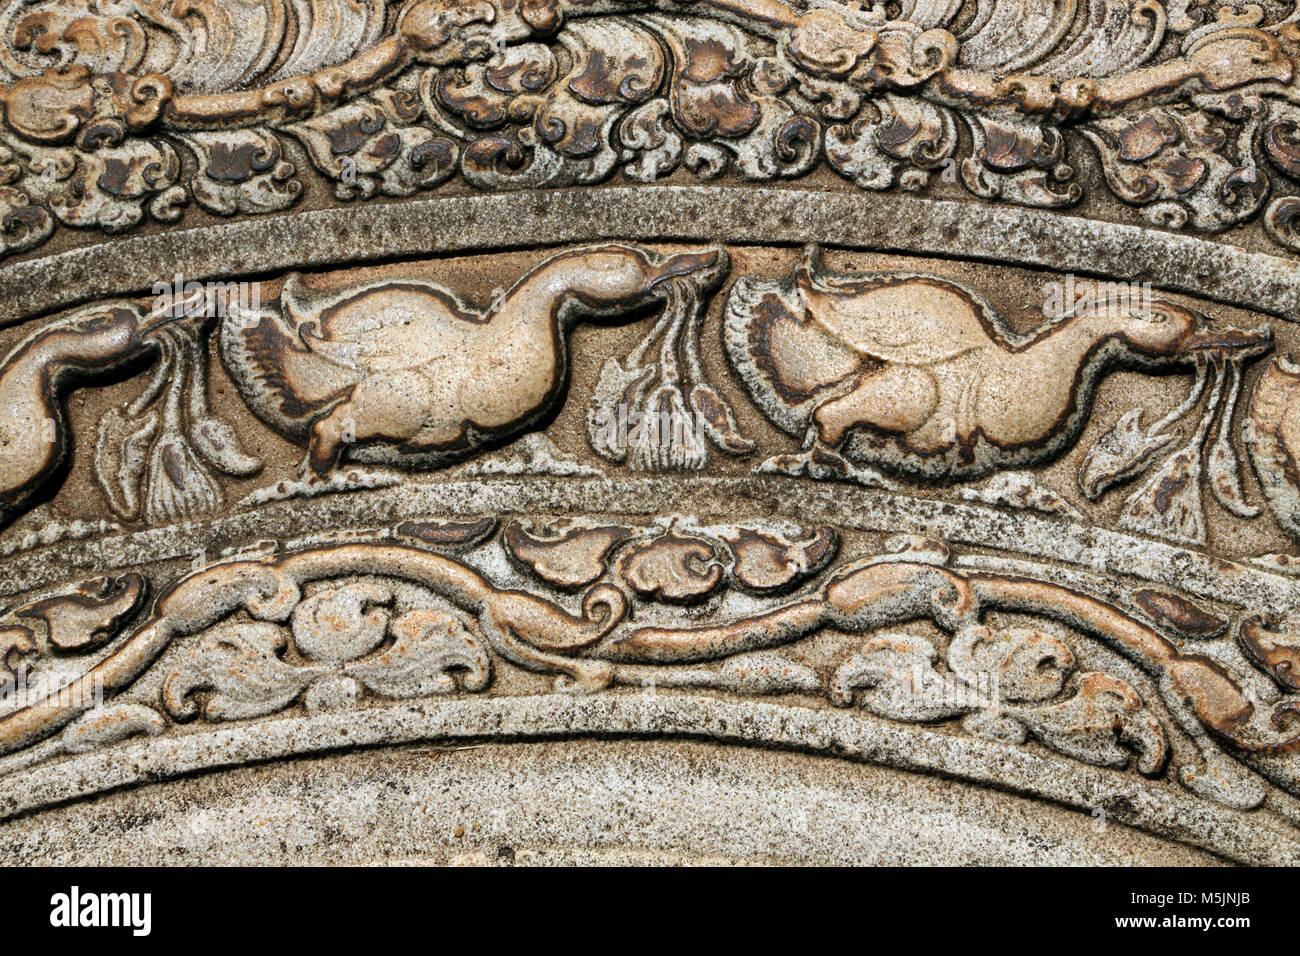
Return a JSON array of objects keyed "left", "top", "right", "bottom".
[
  {"left": 1180, "top": 314, "right": 1272, "bottom": 357},
  {"left": 649, "top": 248, "right": 729, "bottom": 291}
]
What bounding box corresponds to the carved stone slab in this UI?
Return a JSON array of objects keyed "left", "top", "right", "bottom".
[{"left": 1, "top": 0, "right": 1300, "bottom": 865}]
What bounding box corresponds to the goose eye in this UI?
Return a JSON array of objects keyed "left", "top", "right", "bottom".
[{"left": 72, "top": 314, "right": 108, "bottom": 333}]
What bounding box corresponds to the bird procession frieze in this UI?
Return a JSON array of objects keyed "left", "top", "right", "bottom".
[
  {"left": 0, "top": 240, "right": 1286, "bottom": 546},
  {"left": 4, "top": 0, "right": 1300, "bottom": 257},
  {"left": 1, "top": 235, "right": 1300, "bottom": 833}
]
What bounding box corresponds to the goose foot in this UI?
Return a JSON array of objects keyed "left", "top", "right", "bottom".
[
  {"left": 756, "top": 445, "right": 898, "bottom": 490},
  {"left": 297, "top": 452, "right": 334, "bottom": 485}
]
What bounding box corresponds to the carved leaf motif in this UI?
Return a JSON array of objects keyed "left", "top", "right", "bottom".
[
  {"left": 1133, "top": 589, "right": 1227, "bottom": 640},
  {"left": 1264, "top": 117, "right": 1300, "bottom": 178},
  {"left": 961, "top": 115, "right": 1080, "bottom": 207},
  {"left": 180, "top": 128, "right": 302, "bottom": 216},
  {"left": 395, "top": 517, "right": 498, "bottom": 549},
  {"left": 161, "top": 579, "right": 497, "bottom": 722},
  {"left": 1238, "top": 617, "right": 1300, "bottom": 691},
  {"left": 429, "top": 19, "right": 676, "bottom": 190},
  {"left": 0, "top": 0, "right": 387, "bottom": 94},
  {"left": 503, "top": 520, "right": 634, "bottom": 591},
  {"left": 585, "top": 356, "right": 654, "bottom": 462},
  {"left": 628, "top": 384, "right": 709, "bottom": 471},
  {"left": 830, "top": 625, "right": 1169, "bottom": 776},
  {"left": 947, "top": 624, "right": 1074, "bottom": 704},
  {"left": 1015, "top": 672, "right": 1169, "bottom": 776},
  {"left": 0, "top": 183, "right": 52, "bottom": 255},
  {"left": 60, "top": 703, "right": 165, "bottom": 754},
  {"left": 1082, "top": 108, "right": 1266, "bottom": 230},
  {"left": 1078, "top": 408, "right": 1178, "bottom": 500},
  {"left": 162, "top": 621, "right": 318, "bottom": 721},
  {"left": 16, "top": 572, "right": 145, "bottom": 652},
  {"left": 619, "top": 100, "right": 683, "bottom": 181},
  {"left": 716, "top": 653, "right": 819, "bottom": 695},
  {"left": 1120, "top": 446, "right": 1207, "bottom": 545},
  {"left": 648, "top": 15, "right": 817, "bottom": 180},
  {"left": 189, "top": 416, "right": 262, "bottom": 478},
  {"left": 288, "top": 98, "right": 458, "bottom": 199},
  {"left": 689, "top": 383, "right": 754, "bottom": 455},
  {"left": 346, "top": 608, "right": 491, "bottom": 697},
  {"left": 145, "top": 436, "right": 222, "bottom": 524},
  {"left": 617, "top": 533, "right": 725, "bottom": 604},
  {"left": 829, "top": 633, "right": 970, "bottom": 720},
  {"left": 16, "top": 137, "right": 184, "bottom": 231},
  {"left": 653, "top": 17, "right": 758, "bottom": 139},
  {"left": 530, "top": 20, "right": 662, "bottom": 172},
  {"left": 433, "top": 43, "right": 558, "bottom": 128},
  {"left": 94, "top": 406, "right": 158, "bottom": 521},
  {"left": 1207, "top": 431, "right": 1259, "bottom": 518},
  {"left": 0, "top": 624, "right": 35, "bottom": 679}
]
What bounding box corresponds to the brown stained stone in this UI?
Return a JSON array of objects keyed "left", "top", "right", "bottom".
[{"left": 0, "top": 0, "right": 1299, "bottom": 868}]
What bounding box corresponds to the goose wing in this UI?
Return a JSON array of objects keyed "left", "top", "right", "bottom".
[
  {"left": 286, "top": 277, "right": 476, "bottom": 374},
  {"left": 800, "top": 281, "right": 993, "bottom": 367},
  {"left": 220, "top": 310, "right": 359, "bottom": 434}
]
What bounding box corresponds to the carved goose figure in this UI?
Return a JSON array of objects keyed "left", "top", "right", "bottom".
[
  {"left": 725, "top": 248, "right": 1270, "bottom": 482},
  {"left": 221, "top": 243, "right": 727, "bottom": 477}
]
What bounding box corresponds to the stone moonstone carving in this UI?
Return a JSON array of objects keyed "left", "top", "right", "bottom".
[{"left": 1, "top": 0, "right": 1300, "bottom": 867}]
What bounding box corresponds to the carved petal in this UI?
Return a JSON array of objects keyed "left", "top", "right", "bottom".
[
  {"left": 503, "top": 520, "right": 633, "bottom": 590},
  {"left": 1239, "top": 617, "right": 1300, "bottom": 691},
  {"left": 721, "top": 524, "right": 839, "bottom": 594}
]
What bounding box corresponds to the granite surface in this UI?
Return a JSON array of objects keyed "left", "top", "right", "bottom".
[{"left": 1, "top": 0, "right": 1300, "bottom": 866}]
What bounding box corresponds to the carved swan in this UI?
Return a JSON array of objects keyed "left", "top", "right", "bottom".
[
  {"left": 221, "top": 243, "right": 728, "bottom": 478},
  {"left": 725, "top": 248, "right": 1270, "bottom": 483}
]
